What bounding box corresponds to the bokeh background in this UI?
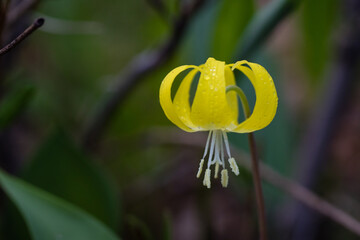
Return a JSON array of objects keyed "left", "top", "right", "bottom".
[{"left": 0, "top": 0, "right": 360, "bottom": 239}]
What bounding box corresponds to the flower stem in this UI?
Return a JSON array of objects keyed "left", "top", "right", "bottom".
[
  {"left": 248, "top": 133, "right": 268, "bottom": 240},
  {"left": 227, "top": 85, "right": 268, "bottom": 240},
  {"left": 226, "top": 85, "right": 250, "bottom": 118}
]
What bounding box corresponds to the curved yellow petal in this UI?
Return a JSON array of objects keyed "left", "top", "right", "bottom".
[
  {"left": 173, "top": 69, "right": 199, "bottom": 130},
  {"left": 231, "top": 61, "right": 278, "bottom": 133},
  {"left": 190, "top": 58, "right": 237, "bottom": 130},
  {"left": 159, "top": 65, "right": 197, "bottom": 132},
  {"left": 224, "top": 66, "right": 239, "bottom": 125}
]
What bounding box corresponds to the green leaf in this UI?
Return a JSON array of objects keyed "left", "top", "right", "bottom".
[
  {"left": 234, "top": 0, "right": 300, "bottom": 60},
  {"left": 301, "top": 0, "right": 339, "bottom": 82},
  {"left": 212, "top": 0, "right": 255, "bottom": 60},
  {"left": 22, "top": 129, "right": 119, "bottom": 230},
  {"left": 0, "top": 85, "right": 34, "bottom": 130},
  {"left": 0, "top": 169, "right": 120, "bottom": 240}
]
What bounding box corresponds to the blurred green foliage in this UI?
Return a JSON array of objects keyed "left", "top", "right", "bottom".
[
  {"left": 22, "top": 129, "right": 119, "bottom": 229},
  {"left": 0, "top": 84, "right": 34, "bottom": 130},
  {"left": 212, "top": 0, "right": 254, "bottom": 60},
  {"left": 301, "top": 0, "right": 339, "bottom": 83}
]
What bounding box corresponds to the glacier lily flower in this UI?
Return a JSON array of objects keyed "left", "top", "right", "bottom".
[{"left": 159, "top": 57, "right": 278, "bottom": 188}]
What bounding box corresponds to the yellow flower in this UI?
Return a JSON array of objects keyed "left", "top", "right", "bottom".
[{"left": 159, "top": 57, "right": 278, "bottom": 188}]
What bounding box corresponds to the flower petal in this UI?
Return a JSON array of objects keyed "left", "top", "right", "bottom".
[
  {"left": 224, "top": 66, "right": 239, "bottom": 124},
  {"left": 231, "top": 61, "right": 278, "bottom": 133},
  {"left": 159, "top": 65, "right": 197, "bottom": 132},
  {"left": 173, "top": 69, "right": 199, "bottom": 130},
  {"left": 190, "top": 58, "right": 237, "bottom": 130}
]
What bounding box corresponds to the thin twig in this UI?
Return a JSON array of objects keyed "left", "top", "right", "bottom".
[
  {"left": 248, "top": 133, "right": 268, "bottom": 240},
  {"left": 148, "top": 129, "right": 360, "bottom": 237},
  {"left": 82, "top": 0, "right": 206, "bottom": 150},
  {"left": 0, "top": 17, "right": 44, "bottom": 56}
]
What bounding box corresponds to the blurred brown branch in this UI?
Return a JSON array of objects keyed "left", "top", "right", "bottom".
[
  {"left": 82, "top": 0, "right": 206, "bottom": 150},
  {"left": 287, "top": 0, "right": 360, "bottom": 239},
  {"left": 0, "top": 17, "right": 44, "bottom": 56},
  {"left": 148, "top": 128, "right": 360, "bottom": 237}
]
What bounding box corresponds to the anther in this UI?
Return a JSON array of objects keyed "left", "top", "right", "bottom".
[
  {"left": 221, "top": 169, "right": 228, "bottom": 187},
  {"left": 228, "top": 157, "right": 239, "bottom": 175},
  {"left": 196, "top": 159, "right": 205, "bottom": 178},
  {"left": 203, "top": 169, "right": 211, "bottom": 188}
]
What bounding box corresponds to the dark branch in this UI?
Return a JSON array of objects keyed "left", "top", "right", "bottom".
[
  {"left": 0, "top": 17, "right": 44, "bottom": 56},
  {"left": 82, "top": 0, "right": 206, "bottom": 150},
  {"left": 286, "top": 1, "right": 360, "bottom": 239}
]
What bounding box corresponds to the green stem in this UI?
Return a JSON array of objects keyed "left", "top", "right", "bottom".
[
  {"left": 226, "top": 85, "right": 268, "bottom": 240},
  {"left": 226, "top": 85, "right": 250, "bottom": 118}
]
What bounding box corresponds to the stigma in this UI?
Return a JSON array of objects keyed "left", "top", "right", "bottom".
[{"left": 196, "top": 130, "right": 240, "bottom": 188}]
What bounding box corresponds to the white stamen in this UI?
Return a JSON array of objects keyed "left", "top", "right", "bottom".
[
  {"left": 203, "top": 169, "right": 211, "bottom": 188},
  {"left": 220, "top": 131, "right": 225, "bottom": 167},
  {"left": 197, "top": 130, "right": 238, "bottom": 188},
  {"left": 207, "top": 131, "right": 217, "bottom": 168},
  {"left": 221, "top": 169, "right": 229, "bottom": 187},
  {"left": 214, "top": 162, "right": 219, "bottom": 179},
  {"left": 228, "top": 157, "right": 239, "bottom": 175},
  {"left": 222, "top": 131, "right": 232, "bottom": 158},
  {"left": 202, "top": 131, "right": 213, "bottom": 158},
  {"left": 196, "top": 159, "right": 205, "bottom": 178}
]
